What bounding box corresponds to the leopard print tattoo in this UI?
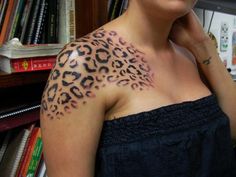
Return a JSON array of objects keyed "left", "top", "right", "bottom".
[{"left": 41, "top": 28, "right": 154, "bottom": 120}]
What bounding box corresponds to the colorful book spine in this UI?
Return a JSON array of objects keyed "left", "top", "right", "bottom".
[
  {"left": 0, "top": 0, "right": 14, "bottom": 45},
  {"left": 26, "top": 131, "right": 42, "bottom": 177},
  {"left": 5, "top": 0, "right": 19, "bottom": 41},
  {"left": 25, "top": 0, "right": 41, "bottom": 44},
  {"left": 16, "top": 127, "right": 40, "bottom": 177},
  {"left": 8, "top": 0, "right": 26, "bottom": 40},
  {"left": 33, "top": 0, "right": 47, "bottom": 44},
  {"left": 20, "top": 0, "right": 34, "bottom": 43},
  {"left": 0, "top": 0, "right": 9, "bottom": 34},
  {"left": 0, "top": 56, "right": 56, "bottom": 73},
  {"left": 9, "top": 129, "right": 30, "bottom": 177}
]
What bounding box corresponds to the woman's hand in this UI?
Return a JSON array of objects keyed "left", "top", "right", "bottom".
[{"left": 169, "top": 10, "right": 211, "bottom": 53}]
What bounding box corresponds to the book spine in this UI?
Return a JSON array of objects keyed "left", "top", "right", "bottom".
[
  {"left": 46, "top": 0, "right": 58, "bottom": 43},
  {"left": 11, "top": 56, "right": 56, "bottom": 73},
  {"left": 16, "top": 128, "right": 39, "bottom": 177},
  {"left": 20, "top": 0, "right": 34, "bottom": 43},
  {"left": 0, "top": 0, "right": 15, "bottom": 45},
  {"left": 118, "top": 0, "right": 125, "bottom": 16},
  {"left": 0, "top": 0, "right": 9, "bottom": 33},
  {"left": 5, "top": 0, "right": 19, "bottom": 41},
  {"left": 33, "top": 0, "right": 46, "bottom": 44},
  {"left": 108, "top": 0, "right": 115, "bottom": 21},
  {"left": 25, "top": 0, "right": 41, "bottom": 44},
  {"left": 37, "top": 161, "right": 46, "bottom": 177},
  {"left": 22, "top": 128, "right": 41, "bottom": 177},
  {"left": 68, "top": 0, "right": 75, "bottom": 42},
  {"left": 26, "top": 133, "right": 42, "bottom": 177},
  {"left": 8, "top": 0, "right": 26, "bottom": 40},
  {"left": 15, "top": 124, "right": 36, "bottom": 177},
  {"left": 9, "top": 130, "right": 30, "bottom": 177},
  {"left": 58, "top": 0, "right": 69, "bottom": 43},
  {"left": 110, "top": 0, "right": 119, "bottom": 20},
  {"left": 0, "top": 56, "right": 56, "bottom": 73},
  {"left": 122, "top": 0, "right": 129, "bottom": 13},
  {"left": 0, "top": 130, "right": 12, "bottom": 163}
]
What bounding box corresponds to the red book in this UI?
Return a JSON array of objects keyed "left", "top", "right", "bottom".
[
  {"left": 0, "top": 0, "right": 15, "bottom": 45},
  {"left": 16, "top": 127, "right": 40, "bottom": 177},
  {"left": 0, "top": 56, "right": 56, "bottom": 73}
]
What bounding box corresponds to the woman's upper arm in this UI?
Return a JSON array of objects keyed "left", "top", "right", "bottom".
[{"left": 40, "top": 43, "right": 106, "bottom": 177}]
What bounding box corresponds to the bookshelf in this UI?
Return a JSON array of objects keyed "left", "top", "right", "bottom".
[
  {"left": 0, "top": 0, "right": 108, "bottom": 89},
  {"left": 0, "top": 0, "right": 108, "bottom": 130},
  {"left": 0, "top": 1, "right": 108, "bottom": 175}
]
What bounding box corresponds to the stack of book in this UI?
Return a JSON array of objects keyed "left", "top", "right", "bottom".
[
  {"left": 0, "top": 0, "right": 76, "bottom": 45},
  {"left": 0, "top": 125, "right": 47, "bottom": 177},
  {"left": 0, "top": 38, "right": 64, "bottom": 73}
]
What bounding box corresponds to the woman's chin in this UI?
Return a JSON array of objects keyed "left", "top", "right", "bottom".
[{"left": 164, "top": 5, "right": 192, "bottom": 19}]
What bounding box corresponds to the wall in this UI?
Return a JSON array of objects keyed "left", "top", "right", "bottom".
[{"left": 194, "top": 8, "right": 236, "bottom": 75}]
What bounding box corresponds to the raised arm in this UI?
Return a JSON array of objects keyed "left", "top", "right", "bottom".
[
  {"left": 170, "top": 10, "right": 236, "bottom": 140},
  {"left": 40, "top": 42, "right": 106, "bottom": 177}
]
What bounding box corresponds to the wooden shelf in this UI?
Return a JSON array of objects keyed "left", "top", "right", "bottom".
[
  {"left": 0, "top": 70, "right": 50, "bottom": 88},
  {"left": 0, "top": 109, "right": 40, "bottom": 132},
  {"left": 0, "top": 0, "right": 108, "bottom": 132}
]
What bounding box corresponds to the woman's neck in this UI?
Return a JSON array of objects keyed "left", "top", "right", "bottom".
[{"left": 116, "top": 3, "right": 176, "bottom": 52}]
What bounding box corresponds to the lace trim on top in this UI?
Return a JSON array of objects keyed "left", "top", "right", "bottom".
[{"left": 98, "top": 94, "right": 226, "bottom": 148}]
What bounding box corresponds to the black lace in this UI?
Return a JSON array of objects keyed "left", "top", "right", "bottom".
[{"left": 98, "top": 94, "right": 226, "bottom": 148}]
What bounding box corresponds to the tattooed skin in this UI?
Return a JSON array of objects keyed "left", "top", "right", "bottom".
[
  {"left": 202, "top": 57, "right": 212, "bottom": 65},
  {"left": 41, "top": 28, "right": 154, "bottom": 120}
]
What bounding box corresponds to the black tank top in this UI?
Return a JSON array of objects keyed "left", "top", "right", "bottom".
[{"left": 95, "top": 94, "right": 236, "bottom": 177}]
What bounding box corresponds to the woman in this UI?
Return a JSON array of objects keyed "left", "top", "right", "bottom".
[{"left": 40, "top": 0, "right": 236, "bottom": 176}]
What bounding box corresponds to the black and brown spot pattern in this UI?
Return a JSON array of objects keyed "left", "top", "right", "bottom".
[{"left": 41, "top": 28, "right": 154, "bottom": 120}]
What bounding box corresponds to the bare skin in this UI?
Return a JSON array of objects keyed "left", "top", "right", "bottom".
[{"left": 40, "top": 0, "right": 236, "bottom": 176}]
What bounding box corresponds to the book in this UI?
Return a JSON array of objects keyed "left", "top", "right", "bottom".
[
  {"left": 33, "top": 0, "right": 48, "bottom": 44},
  {"left": 35, "top": 156, "right": 46, "bottom": 177},
  {"left": 25, "top": 0, "right": 42, "bottom": 44},
  {"left": 108, "top": 0, "right": 116, "bottom": 21},
  {"left": 0, "top": 130, "right": 12, "bottom": 163},
  {"left": 46, "top": 0, "right": 58, "bottom": 43},
  {"left": 0, "top": 55, "right": 56, "bottom": 73},
  {"left": 58, "top": 0, "right": 76, "bottom": 44},
  {"left": 10, "top": 129, "right": 31, "bottom": 177},
  {"left": 0, "top": 0, "right": 14, "bottom": 45},
  {"left": 8, "top": 0, "right": 26, "bottom": 41},
  {"left": 0, "top": 0, "right": 9, "bottom": 34},
  {"left": 4, "top": 0, "right": 19, "bottom": 41},
  {"left": 0, "top": 38, "right": 64, "bottom": 58},
  {"left": 26, "top": 131, "right": 42, "bottom": 177},
  {"left": 109, "top": 0, "right": 123, "bottom": 21},
  {"left": 19, "top": 0, "right": 34, "bottom": 43},
  {"left": 67, "top": 0, "right": 76, "bottom": 42},
  {"left": 16, "top": 127, "right": 40, "bottom": 177},
  {"left": 0, "top": 128, "right": 30, "bottom": 177}
]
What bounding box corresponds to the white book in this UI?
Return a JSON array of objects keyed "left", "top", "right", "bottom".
[
  {"left": 0, "top": 38, "right": 64, "bottom": 59},
  {"left": 9, "top": 129, "right": 30, "bottom": 177},
  {"left": 37, "top": 161, "right": 46, "bottom": 177},
  {"left": 59, "top": 0, "right": 76, "bottom": 44},
  {"left": 0, "top": 129, "right": 30, "bottom": 177}
]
